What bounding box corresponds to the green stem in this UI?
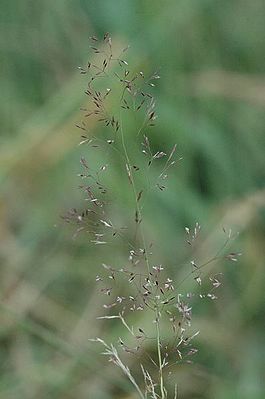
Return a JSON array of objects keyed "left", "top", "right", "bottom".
[
  {"left": 156, "top": 309, "right": 165, "bottom": 399},
  {"left": 119, "top": 111, "right": 151, "bottom": 275}
]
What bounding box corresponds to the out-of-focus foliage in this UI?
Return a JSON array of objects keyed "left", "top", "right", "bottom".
[{"left": 0, "top": 1, "right": 265, "bottom": 398}]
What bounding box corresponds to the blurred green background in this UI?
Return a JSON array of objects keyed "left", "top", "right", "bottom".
[{"left": 1, "top": 1, "right": 265, "bottom": 398}]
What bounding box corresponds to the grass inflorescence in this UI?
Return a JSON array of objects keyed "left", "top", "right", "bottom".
[{"left": 65, "top": 33, "right": 240, "bottom": 399}]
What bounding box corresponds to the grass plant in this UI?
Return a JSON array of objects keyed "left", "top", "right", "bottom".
[{"left": 65, "top": 34, "right": 240, "bottom": 398}]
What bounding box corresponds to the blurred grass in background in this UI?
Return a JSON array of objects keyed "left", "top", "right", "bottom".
[{"left": 1, "top": 1, "right": 265, "bottom": 398}]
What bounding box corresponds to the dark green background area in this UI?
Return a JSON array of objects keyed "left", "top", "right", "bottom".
[{"left": 1, "top": 1, "right": 264, "bottom": 398}]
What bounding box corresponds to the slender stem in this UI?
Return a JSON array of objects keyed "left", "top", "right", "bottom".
[
  {"left": 156, "top": 308, "right": 165, "bottom": 399},
  {"left": 119, "top": 110, "right": 151, "bottom": 275},
  {"left": 109, "top": 344, "right": 145, "bottom": 399},
  {"left": 119, "top": 92, "right": 160, "bottom": 398},
  {"left": 126, "top": 371, "right": 145, "bottom": 399}
]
